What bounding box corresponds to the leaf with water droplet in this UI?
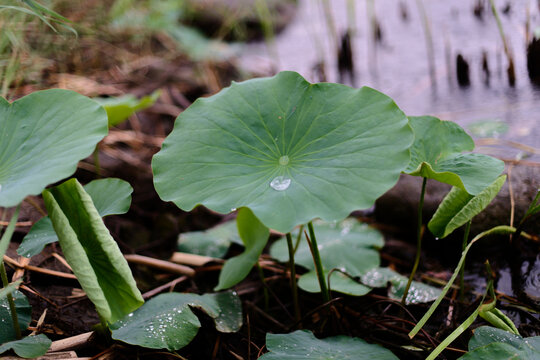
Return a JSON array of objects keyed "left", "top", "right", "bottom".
[
  {"left": 0, "top": 334, "right": 51, "bottom": 358},
  {"left": 259, "top": 330, "right": 399, "bottom": 359},
  {"left": 361, "top": 267, "right": 441, "bottom": 305},
  {"left": 111, "top": 292, "right": 242, "bottom": 351},
  {"left": 152, "top": 71, "right": 412, "bottom": 233},
  {"left": 459, "top": 326, "right": 540, "bottom": 359},
  {"left": 0, "top": 291, "right": 32, "bottom": 343}
]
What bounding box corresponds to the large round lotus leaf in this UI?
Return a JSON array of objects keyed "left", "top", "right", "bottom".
[
  {"left": 259, "top": 330, "right": 399, "bottom": 359},
  {"left": 153, "top": 71, "right": 412, "bottom": 233},
  {"left": 0, "top": 89, "right": 108, "bottom": 207},
  {"left": 405, "top": 116, "right": 504, "bottom": 195}
]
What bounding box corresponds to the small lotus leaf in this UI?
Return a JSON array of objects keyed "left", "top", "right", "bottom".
[
  {"left": 43, "top": 178, "right": 143, "bottom": 323},
  {"left": 429, "top": 175, "right": 506, "bottom": 238},
  {"left": 0, "top": 280, "right": 21, "bottom": 300},
  {"left": 0, "top": 334, "right": 51, "bottom": 358},
  {"left": 270, "top": 218, "right": 383, "bottom": 275},
  {"left": 0, "top": 290, "right": 32, "bottom": 343},
  {"left": 0, "top": 89, "right": 108, "bottom": 207},
  {"left": 361, "top": 267, "right": 441, "bottom": 305},
  {"left": 405, "top": 116, "right": 504, "bottom": 195},
  {"left": 298, "top": 270, "right": 371, "bottom": 296},
  {"left": 18, "top": 178, "right": 133, "bottom": 258},
  {"left": 111, "top": 292, "right": 242, "bottom": 351},
  {"left": 215, "top": 207, "right": 269, "bottom": 290},
  {"left": 177, "top": 220, "right": 242, "bottom": 258},
  {"left": 459, "top": 326, "right": 540, "bottom": 359},
  {"left": 153, "top": 71, "right": 412, "bottom": 233},
  {"left": 95, "top": 90, "right": 160, "bottom": 127},
  {"left": 259, "top": 330, "right": 399, "bottom": 359}
]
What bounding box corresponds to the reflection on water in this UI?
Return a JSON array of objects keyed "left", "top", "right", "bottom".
[{"left": 242, "top": 0, "right": 540, "bottom": 160}]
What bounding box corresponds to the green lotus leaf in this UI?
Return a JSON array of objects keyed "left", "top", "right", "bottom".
[
  {"left": 177, "top": 220, "right": 242, "bottom": 258},
  {"left": 405, "top": 116, "right": 504, "bottom": 195},
  {"left": 459, "top": 326, "right": 540, "bottom": 359},
  {"left": 215, "top": 207, "right": 269, "bottom": 290},
  {"left": 153, "top": 71, "right": 413, "bottom": 233},
  {"left": 95, "top": 90, "right": 160, "bottom": 127},
  {"left": 0, "top": 334, "right": 51, "bottom": 358},
  {"left": 429, "top": 175, "right": 506, "bottom": 238},
  {"left": 111, "top": 292, "right": 242, "bottom": 351},
  {"left": 43, "top": 178, "right": 143, "bottom": 323},
  {"left": 361, "top": 267, "right": 441, "bottom": 305},
  {"left": 0, "top": 280, "right": 21, "bottom": 300},
  {"left": 0, "top": 290, "right": 32, "bottom": 343},
  {"left": 270, "top": 218, "right": 383, "bottom": 275},
  {"left": 0, "top": 89, "right": 108, "bottom": 207},
  {"left": 18, "top": 178, "right": 133, "bottom": 258},
  {"left": 298, "top": 270, "right": 372, "bottom": 296},
  {"left": 259, "top": 330, "right": 399, "bottom": 359}
]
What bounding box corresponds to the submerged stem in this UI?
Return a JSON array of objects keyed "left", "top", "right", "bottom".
[
  {"left": 307, "top": 221, "right": 330, "bottom": 303},
  {"left": 286, "top": 233, "right": 301, "bottom": 324},
  {"left": 402, "top": 177, "right": 427, "bottom": 304}
]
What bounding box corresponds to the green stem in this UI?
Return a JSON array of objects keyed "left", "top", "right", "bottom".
[
  {"left": 307, "top": 221, "right": 330, "bottom": 303},
  {"left": 0, "top": 205, "right": 21, "bottom": 338},
  {"left": 286, "top": 232, "right": 301, "bottom": 324},
  {"left": 1, "top": 262, "right": 21, "bottom": 339},
  {"left": 402, "top": 177, "right": 427, "bottom": 304},
  {"left": 256, "top": 263, "right": 269, "bottom": 312},
  {"left": 459, "top": 220, "right": 472, "bottom": 301},
  {"left": 293, "top": 224, "right": 304, "bottom": 254},
  {"left": 93, "top": 145, "right": 101, "bottom": 178},
  {"left": 409, "top": 225, "right": 516, "bottom": 339}
]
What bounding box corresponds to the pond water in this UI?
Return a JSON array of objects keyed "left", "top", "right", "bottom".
[
  {"left": 241, "top": 0, "right": 540, "bottom": 317},
  {"left": 242, "top": 0, "right": 540, "bottom": 161}
]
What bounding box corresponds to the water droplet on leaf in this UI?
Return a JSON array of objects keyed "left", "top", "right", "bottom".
[
  {"left": 279, "top": 155, "right": 289, "bottom": 166},
  {"left": 270, "top": 176, "right": 291, "bottom": 191}
]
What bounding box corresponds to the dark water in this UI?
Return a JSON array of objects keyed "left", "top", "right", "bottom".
[{"left": 242, "top": 0, "right": 540, "bottom": 161}]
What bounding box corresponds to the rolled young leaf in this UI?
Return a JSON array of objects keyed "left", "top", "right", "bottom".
[
  {"left": 428, "top": 175, "right": 506, "bottom": 238},
  {"left": 19, "top": 178, "right": 133, "bottom": 258},
  {"left": 43, "top": 178, "right": 143, "bottom": 323}
]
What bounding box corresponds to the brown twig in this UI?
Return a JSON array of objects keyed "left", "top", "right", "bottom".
[
  {"left": 124, "top": 254, "right": 195, "bottom": 276},
  {"left": 4, "top": 255, "right": 77, "bottom": 280}
]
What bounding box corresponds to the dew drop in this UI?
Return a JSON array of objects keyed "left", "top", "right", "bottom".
[
  {"left": 0, "top": 184, "right": 2, "bottom": 193},
  {"left": 278, "top": 155, "right": 289, "bottom": 166},
  {"left": 270, "top": 176, "right": 291, "bottom": 191},
  {"left": 230, "top": 208, "right": 237, "bottom": 212}
]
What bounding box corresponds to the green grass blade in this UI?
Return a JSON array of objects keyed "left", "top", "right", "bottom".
[{"left": 409, "top": 225, "right": 516, "bottom": 338}]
